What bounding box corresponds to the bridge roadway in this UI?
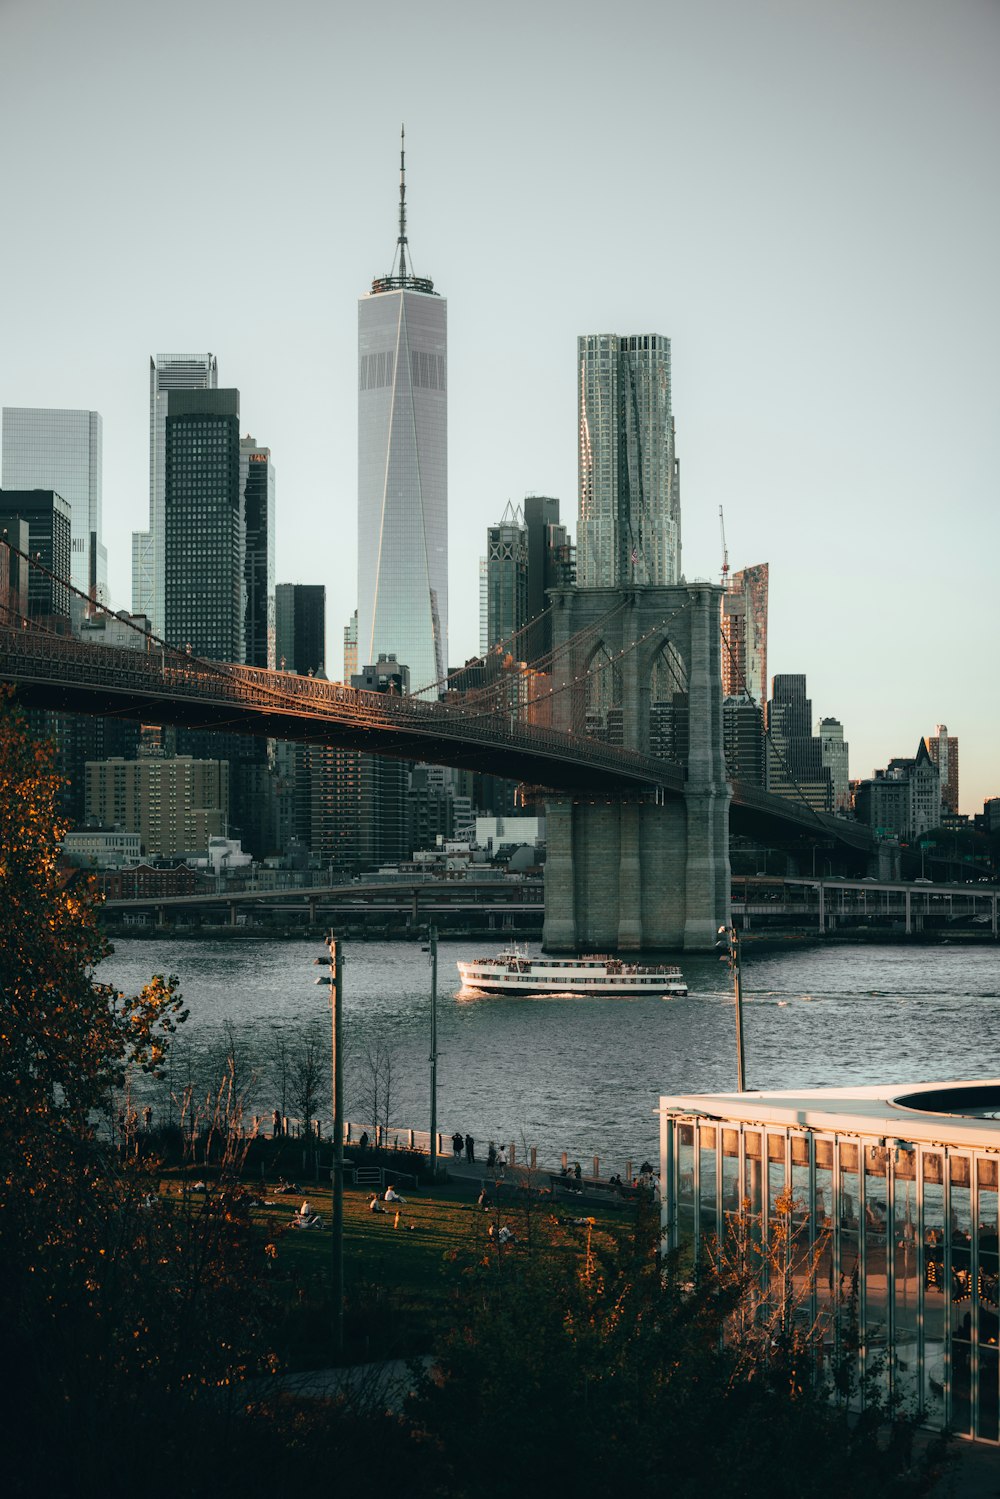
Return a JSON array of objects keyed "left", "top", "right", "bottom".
[{"left": 0, "top": 624, "right": 870, "bottom": 851}]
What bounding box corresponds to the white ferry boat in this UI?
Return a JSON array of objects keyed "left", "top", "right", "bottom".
[{"left": 457, "top": 949, "right": 687, "bottom": 997}]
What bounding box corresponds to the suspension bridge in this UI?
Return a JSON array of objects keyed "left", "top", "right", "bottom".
[{"left": 0, "top": 540, "right": 870, "bottom": 951}]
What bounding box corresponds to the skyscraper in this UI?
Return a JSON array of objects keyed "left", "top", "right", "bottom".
[
  {"left": 240, "top": 436, "right": 276, "bottom": 669},
  {"left": 2, "top": 408, "right": 106, "bottom": 603},
  {"left": 485, "top": 502, "right": 528, "bottom": 650},
  {"left": 925, "top": 724, "right": 959, "bottom": 814},
  {"left": 163, "top": 388, "right": 242, "bottom": 660},
  {"left": 0, "top": 490, "right": 72, "bottom": 623},
  {"left": 577, "top": 334, "right": 679, "bottom": 589},
  {"left": 276, "top": 584, "right": 326, "bottom": 677},
  {"left": 134, "top": 353, "right": 218, "bottom": 635},
  {"left": 523, "top": 494, "right": 574, "bottom": 658},
  {"left": 721, "top": 562, "right": 769, "bottom": 710},
  {"left": 765, "top": 674, "right": 832, "bottom": 812},
  {"left": 357, "top": 130, "right": 447, "bottom": 695}
]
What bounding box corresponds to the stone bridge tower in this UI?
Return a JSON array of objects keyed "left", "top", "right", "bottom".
[{"left": 542, "top": 584, "right": 730, "bottom": 953}]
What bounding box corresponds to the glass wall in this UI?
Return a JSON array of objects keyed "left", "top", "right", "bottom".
[{"left": 664, "top": 1111, "right": 1000, "bottom": 1444}]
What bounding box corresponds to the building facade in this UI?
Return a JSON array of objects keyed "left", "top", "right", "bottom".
[
  {"left": 276, "top": 583, "right": 326, "bottom": 678},
  {"left": 1, "top": 407, "right": 106, "bottom": 603},
  {"left": 239, "top": 436, "right": 275, "bottom": 669},
  {"left": 85, "top": 755, "right": 229, "bottom": 859},
  {"left": 484, "top": 502, "right": 528, "bottom": 651},
  {"left": 134, "top": 353, "right": 218, "bottom": 635},
  {"left": 818, "top": 717, "right": 851, "bottom": 811},
  {"left": 0, "top": 489, "right": 72, "bottom": 623},
  {"left": 163, "top": 388, "right": 243, "bottom": 660},
  {"left": 577, "top": 333, "right": 680, "bottom": 589},
  {"left": 720, "top": 562, "right": 768, "bottom": 710},
  {"left": 926, "top": 725, "right": 959, "bottom": 815},
  {"left": 765, "top": 674, "right": 832, "bottom": 812},
  {"left": 659, "top": 1079, "right": 1000, "bottom": 1445},
  {"left": 357, "top": 138, "right": 446, "bottom": 696}
]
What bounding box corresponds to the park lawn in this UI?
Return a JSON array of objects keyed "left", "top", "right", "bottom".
[{"left": 259, "top": 1180, "right": 630, "bottom": 1370}]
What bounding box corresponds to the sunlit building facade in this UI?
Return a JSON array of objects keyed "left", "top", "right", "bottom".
[
  {"left": 2, "top": 407, "right": 106, "bottom": 603},
  {"left": 721, "top": 562, "right": 768, "bottom": 710},
  {"left": 357, "top": 138, "right": 446, "bottom": 697},
  {"left": 926, "top": 724, "right": 959, "bottom": 815},
  {"left": 660, "top": 1080, "right": 1000, "bottom": 1444},
  {"left": 577, "top": 333, "right": 679, "bottom": 589}
]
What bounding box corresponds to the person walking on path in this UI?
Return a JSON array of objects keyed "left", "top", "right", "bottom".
[
  {"left": 497, "top": 1144, "right": 507, "bottom": 1178},
  {"left": 465, "top": 1133, "right": 475, "bottom": 1164},
  {"left": 452, "top": 1131, "right": 463, "bottom": 1161}
]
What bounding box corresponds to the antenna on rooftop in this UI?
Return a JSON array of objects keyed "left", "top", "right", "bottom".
[{"left": 396, "top": 124, "right": 408, "bottom": 280}]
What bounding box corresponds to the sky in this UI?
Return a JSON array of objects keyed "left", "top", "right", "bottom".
[{"left": 1, "top": 0, "right": 997, "bottom": 813}]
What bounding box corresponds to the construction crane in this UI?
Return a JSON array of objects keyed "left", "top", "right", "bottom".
[{"left": 719, "top": 505, "right": 730, "bottom": 588}]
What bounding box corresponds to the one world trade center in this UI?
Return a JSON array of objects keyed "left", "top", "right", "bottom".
[{"left": 357, "top": 129, "right": 447, "bottom": 696}]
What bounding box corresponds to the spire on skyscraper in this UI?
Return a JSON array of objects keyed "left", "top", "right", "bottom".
[{"left": 372, "top": 125, "right": 435, "bottom": 295}]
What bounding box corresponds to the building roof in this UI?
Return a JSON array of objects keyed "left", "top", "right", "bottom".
[{"left": 658, "top": 1079, "right": 1000, "bottom": 1150}]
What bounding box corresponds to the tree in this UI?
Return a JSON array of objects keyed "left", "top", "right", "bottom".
[
  {"left": 408, "top": 1195, "right": 949, "bottom": 1497},
  {"left": 0, "top": 688, "right": 186, "bottom": 1129}
]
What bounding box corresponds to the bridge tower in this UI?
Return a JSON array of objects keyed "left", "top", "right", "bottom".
[{"left": 542, "top": 584, "right": 730, "bottom": 953}]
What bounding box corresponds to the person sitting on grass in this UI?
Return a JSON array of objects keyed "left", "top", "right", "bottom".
[
  {"left": 368, "top": 1193, "right": 385, "bottom": 1213},
  {"left": 384, "top": 1184, "right": 407, "bottom": 1205},
  {"left": 476, "top": 1186, "right": 493, "bottom": 1210}
]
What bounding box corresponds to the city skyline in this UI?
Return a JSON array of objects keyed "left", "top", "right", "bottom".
[{"left": 0, "top": 0, "right": 997, "bottom": 811}]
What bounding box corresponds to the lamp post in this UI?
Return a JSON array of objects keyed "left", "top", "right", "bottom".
[
  {"left": 327, "top": 931, "right": 344, "bottom": 1355},
  {"left": 718, "top": 924, "right": 747, "bottom": 1092},
  {"left": 428, "top": 925, "right": 439, "bottom": 1179}
]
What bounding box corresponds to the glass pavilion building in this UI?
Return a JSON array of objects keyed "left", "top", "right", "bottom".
[
  {"left": 357, "top": 132, "right": 446, "bottom": 698},
  {"left": 659, "top": 1080, "right": 1000, "bottom": 1444}
]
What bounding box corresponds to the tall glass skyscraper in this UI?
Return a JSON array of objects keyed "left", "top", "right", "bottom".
[
  {"left": 1, "top": 407, "right": 106, "bottom": 602},
  {"left": 134, "top": 353, "right": 218, "bottom": 635},
  {"left": 577, "top": 333, "right": 680, "bottom": 589},
  {"left": 357, "top": 131, "right": 446, "bottom": 696}
]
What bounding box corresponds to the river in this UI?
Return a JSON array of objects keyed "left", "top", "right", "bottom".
[{"left": 102, "top": 936, "right": 1000, "bottom": 1172}]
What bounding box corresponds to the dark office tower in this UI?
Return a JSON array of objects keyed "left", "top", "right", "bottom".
[
  {"left": 721, "top": 563, "right": 768, "bottom": 711},
  {"left": 240, "top": 437, "right": 275, "bottom": 669},
  {"left": 522, "top": 494, "right": 574, "bottom": 659},
  {"left": 485, "top": 503, "right": 527, "bottom": 650},
  {"left": 765, "top": 674, "right": 832, "bottom": 812},
  {"left": 0, "top": 517, "right": 29, "bottom": 620},
  {"left": 352, "top": 656, "right": 411, "bottom": 868},
  {"left": 135, "top": 353, "right": 218, "bottom": 635},
  {"left": 163, "top": 390, "right": 243, "bottom": 660},
  {"left": 0, "top": 489, "right": 72, "bottom": 624},
  {"left": 276, "top": 584, "right": 326, "bottom": 677}
]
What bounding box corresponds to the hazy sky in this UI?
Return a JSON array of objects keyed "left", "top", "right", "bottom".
[{"left": 1, "top": 0, "right": 997, "bottom": 813}]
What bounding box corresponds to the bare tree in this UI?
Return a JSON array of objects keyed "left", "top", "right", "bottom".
[
  {"left": 290, "top": 1034, "right": 328, "bottom": 1142},
  {"left": 352, "top": 1036, "right": 400, "bottom": 1145}
]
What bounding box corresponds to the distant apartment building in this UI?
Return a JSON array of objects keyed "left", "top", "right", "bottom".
[
  {"left": 723, "top": 696, "right": 766, "bottom": 785},
  {"left": 61, "top": 828, "right": 142, "bottom": 869},
  {"left": 720, "top": 562, "right": 768, "bottom": 710},
  {"left": 925, "top": 724, "right": 959, "bottom": 814},
  {"left": 85, "top": 756, "right": 229, "bottom": 859},
  {"left": 854, "top": 739, "right": 941, "bottom": 841},
  {"left": 817, "top": 717, "right": 851, "bottom": 811},
  {"left": 2, "top": 407, "right": 106, "bottom": 603}
]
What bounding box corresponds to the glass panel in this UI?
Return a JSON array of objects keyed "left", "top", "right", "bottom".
[
  {"left": 744, "top": 1133, "right": 763, "bottom": 1217},
  {"left": 863, "top": 1145, "right": 889, "bottom": 1402},
  {"left": 979, "top": 1347, "right": 999, "bottom": 1444},
  {"left": 951, "top": 1157, "right": 973, "bottom": 1435},
  {"left": 699, "top": 1135, "right": 718, "bottom": 1239},
  {"left": 677, "top": 1123, "right": 694, "bottom": 1246},
  {"left": 837, "top": 1161, "right": 862, "bottom": 1401},
  {"left": 921, "top": 1157, "right": 946, "bottom": 1425},
  {"left": 893, "top": 1167, "right": 919, "bottom": 1409},
  {"left": 815, "top": 1157, "right": 835, "bottom": 1343}
]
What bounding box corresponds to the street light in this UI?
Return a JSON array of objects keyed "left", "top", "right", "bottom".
[
  {"left": 718, "top": 924, "right": 747, "bottom": 1092},
  {"left": 326, "top": 931, "right": 344, "bottom": 1355},
  {"left": 429, "top": 925, "right": 439, "bottom": 1180}
]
